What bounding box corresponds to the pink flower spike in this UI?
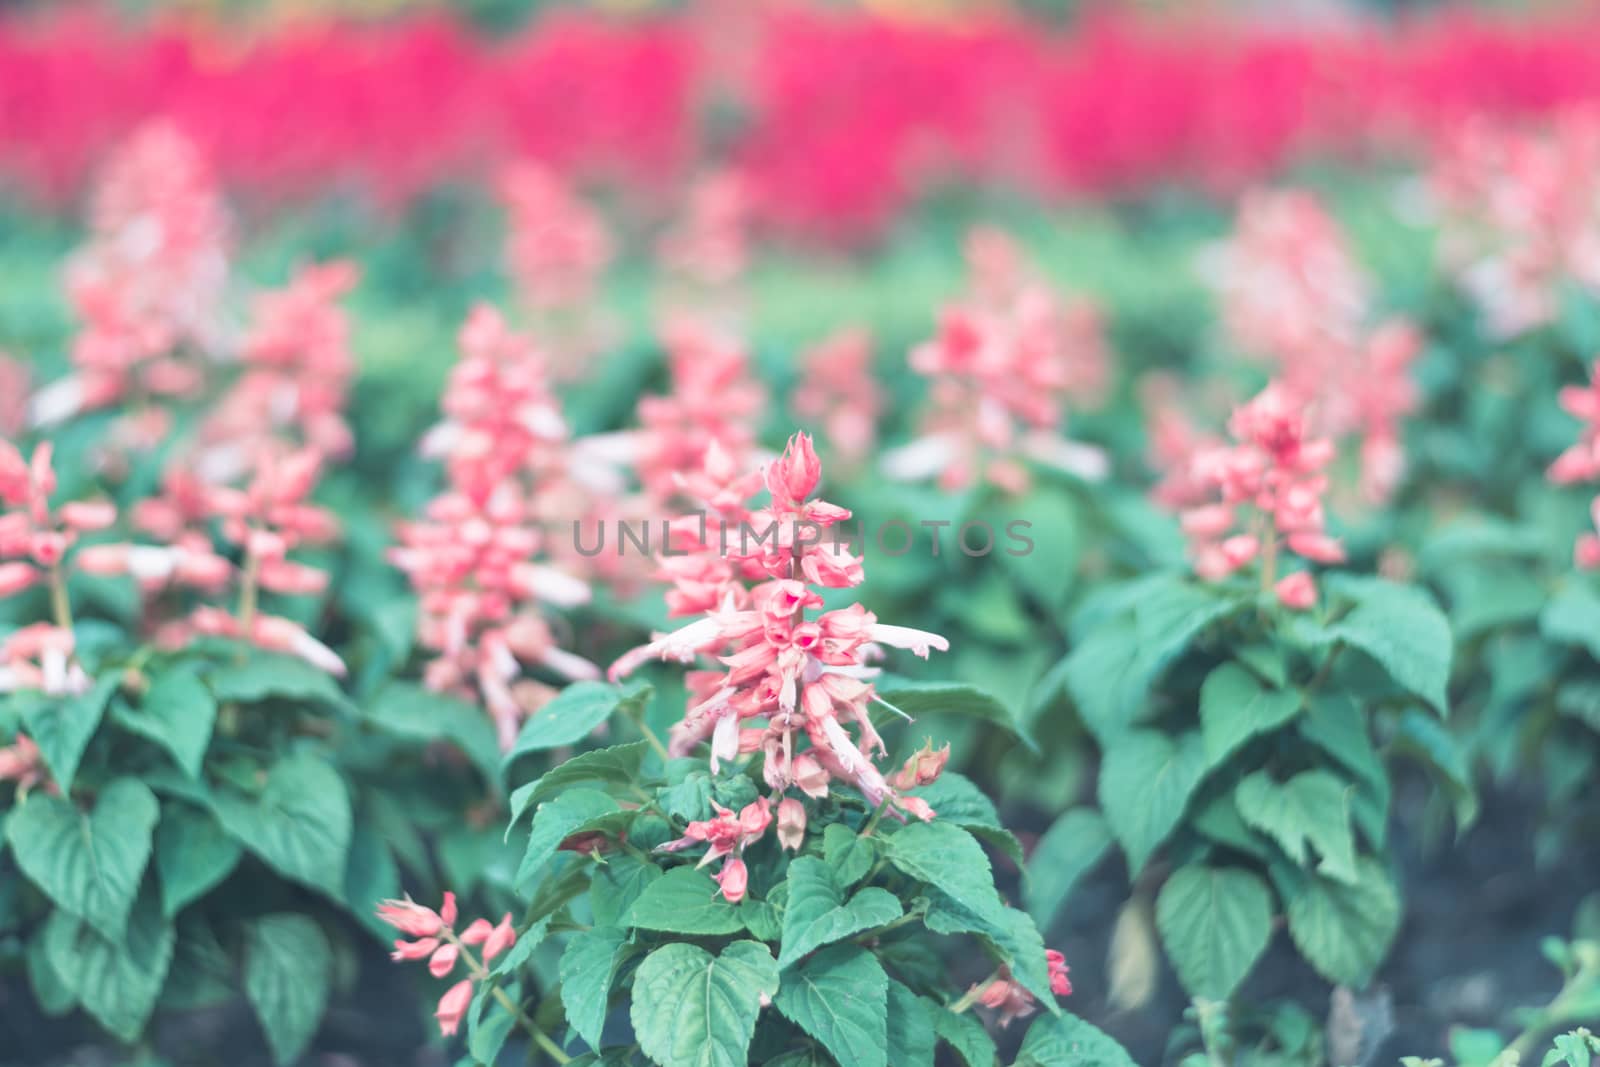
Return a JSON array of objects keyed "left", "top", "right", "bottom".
[{"left": 435, "top": 979, "right": 474, "bottom": 1037}]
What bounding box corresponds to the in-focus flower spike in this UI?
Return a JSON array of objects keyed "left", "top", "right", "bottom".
[
  {"left": 379, "top": 892, "right": 519, "bottom": 1038},
  {"left": 612, "top": 431, "right": 950, "bottom": 860}
]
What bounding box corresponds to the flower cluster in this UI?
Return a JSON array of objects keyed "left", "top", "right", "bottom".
[
  {"left": 1207, "top": 190, "right": 1422, "bottom": 503},
  {"left": 390, "top": 306, "right": 597, "bottom": 748},
  {"left": 210, "top": 260, "right": 361, "bottom": 465},
  {"left": 35, "top": 120, "right": 228, "bottom": 435},
  {"left": 1178, "top": 383, "right": 1345, "bottom": 609},
  {"left": 0, "top": 442, "right": 114, "bottom": 695},
  {"left": 884, "top": 228, "right": 1108, "bottom": 493},
  {"left": 611, "top": 433, "right": 952, "bottom": 901},
  {"left": 378, "top": 893, "right": 516, "bottom": 1037},
  {"left": 500, "top": 162, "right": 612, "bottom": 314},
  {"left": 1549, "top": 357, "right": 1600, "bottom": 569},
  {"left": 1430, "top": 112, "right": 1600, "bottom": 340},
  {"left": 967, "top": 949, "right": 1073, "bottom": 1028},
  {"left": 633, "top": 320, "right": 768, "bottom": 504}
]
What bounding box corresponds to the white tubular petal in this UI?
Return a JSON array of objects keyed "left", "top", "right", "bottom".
[
  {"left": 128, "top": 546, "right": 179, "bottom": 583},
  {"left": 41, "top": 648, "right": 68, "bottom": 695},
  {"left": 1020, "top": 430, "right": 1110, "bottom": 482},
  {"left": 540, "top": 646, "right": 601, "bottom": 682},
  {"left": 879, "top": 433, "right": 958, "bottom": 482},
  {"left": 28, "top": 376, "right": 87, "bottom": 429},
  {"left": 0, "top": 667, "right": 20, "bottom": 693},
  {"left": 608, "top": 617, "right": 723, "bottom": 682},
  {"left": 819, "top": 715, "right": 872, "bottom": 779},
  {"left": 292, "top": 631, "right": 349, "bottom": 677},
  {"left": 866, "top": 624, "right": 950, "bottom": 659},
  {"left": 571, "top": 431, "right": 642, "bottom": 466},
  {"left": 520, "top": 403, "right": 568, "bottom": 440},
  {"left": 418, "top": 420, "right": 461, "bottom": 459},
  {"left": 710, "top": 713, "right": 740, "bottom": 774},
  {"left": 518, "top": 564, "right": 591, "bottom": 607}
]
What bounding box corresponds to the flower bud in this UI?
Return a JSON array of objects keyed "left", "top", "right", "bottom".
[
  {"left": 714, "top": 857, "right": 748, "bottom": 904},
  {"left": 776, "top": 797, "right": 806, "bottom": 851},
  {"left": 435, "top": 979, "right": 473, "bottom": 1037}
]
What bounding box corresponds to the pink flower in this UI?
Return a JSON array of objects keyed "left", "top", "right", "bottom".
[
  {"left": 891, "top": 739, "right": 950, "bottom": 791},
  {"left": 0, "top": 733, "right": 50, "bottom": 794},
  {"left": 1276, "top": 571, "right": 1318, "bottom": 611},
  {"left": 1047, "top": 950, "right": 1073, "bottom": 997},
  {"left": 376, "top": 897, "right": 445, "bottom": 939},
  {"left": 435, "top": 979, "right": 474, "bottom": 1037},
  {"left": 792, "top": 328, "right": 880, "bottom": 466},
  {"left": 428, "top": 943, "right": 460, "bottom": 979},
  {"left": 974, "top": 972, "right": 1036, "bottom": 1028},
  {"left": 482, "top": 914, "right": 517, "bottom": 963},
  {"left": 714, "top": 856, "right": 749, "bottom": 904}
]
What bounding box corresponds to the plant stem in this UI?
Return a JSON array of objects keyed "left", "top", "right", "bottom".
[
  {"left": 859, "top": 798, "right": 892, "bottom": 838},
  {"left": 47, "top": 562, "right": 73, "bottom": 632},
  {"left": 444, "top": 929, "right": 572, "bottom": 1064}
]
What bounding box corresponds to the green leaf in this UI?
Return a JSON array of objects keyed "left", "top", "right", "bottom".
[
  {"left": 1025, "top": 808, "right": 1112, "bottom": 932},
  {"left": 628, "top": 866, "right": 747, "bottom": 935},
  {"left": 214, "top": 754, "right": 352, "bottom": 899},
  {"left": 907, "top": 771, "right": 1022, "bottom": 864},
  {"left": 1297, "top": 694, "right": 1389, "bottom": 847},
  {"left": 508, "top": 741, "right": 651, "bottom": 833},
  {"left": 1198, "top": 662, "right": 1303, "bottom": 766},
  {"left": 1154, "top": 864, "right": 1274, "bottom": 999},
  {"left": 886, "top": 980, "right": 936, "bottom": 1067},
  {"left": 24, "top": 674, "right": 117, "bottom": 792},
  {"left": 999, "top": 488, "right": 1082, "bottom": 608},
  {"left": 1392, "top": 709, "right": 1479, "bottom": 830},
  {"left": 932, "top": 1004, "right": 998, "bottom": 1067},
  {"left": 873, "top": 680, "right": 1034, "bottom": 751},
  {"left": 516, "top": 788, "right": 624, "bottom": 892},
  {"left": 1327, "top": 576, "right": 1453, "bottom": 713},
  {"left": 505, "top": 682, "right": 651, "bottom": 760},
  {"left": 560, "top": 926, "right": 633, "bottom": 1052},
  {"left": 467, "top": 977, "right": 520, "bottom": 1065},
  {"left": 823, "top": 823, "right": 875, "bottom": 888},
  {"left": 154, "top": 803, "right": 242, "bottom": 917},
  {"left": 243, "top": 914, "right": 332, "bottom": 1066},
  {"left": 774, "top": 944, "right": 889, "bottom": 1067},
  {"left": 778, "top": 856, "right": 902, "bottom": 967},
  {"left": 1012, "top": 1011, "right": 1140, "bottom": 1067},
  {"left": 43, "top": 888, "right": 174, "bottom": 1043},
  {"left": 1281, "top": 859, "right": 1400, "bottom": 987},
  {"left": 118, "top": 666, "right": 216, "bottom": 779},
  {"left": 590, "top": 851, "right": 663, "bottom": 927},
  {"left": 207, "top": 651, "right": 350, "bottom": 711},
  {"left": 7, "top": 778, "right": 159, "bottom": 941},
  {"left": 630, "top": 941, "right": 779, "bottom": 1067},
  {"left": 1541, "top": 582, "right": 1600, "bottom": 660},
  {"left": 883, "top": 822, "right": 1007, "bottom": 935},
  {"left": 365, "top": 682, "right": 502, "bottom": 786},
  {"left": 1235, "top": 771, "right": 1359, "bottom": 884},
  {"left": 1097, "top": 730, "right": 1208, "bottom": 874}
]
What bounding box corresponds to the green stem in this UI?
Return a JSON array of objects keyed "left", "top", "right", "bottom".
[
  {"left": 444, "top": 929, "right": 571, "bottom": 1064},
  {"left": 48, "top": 562, "right": 73, "bottom": 633},
  {"left": 858, "top": 798, "right": 892, "bottom": 839}
]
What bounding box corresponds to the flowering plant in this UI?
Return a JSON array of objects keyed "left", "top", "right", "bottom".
[{"left": 383, "top": 434, "right": 1125, "bottom": 1067}]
